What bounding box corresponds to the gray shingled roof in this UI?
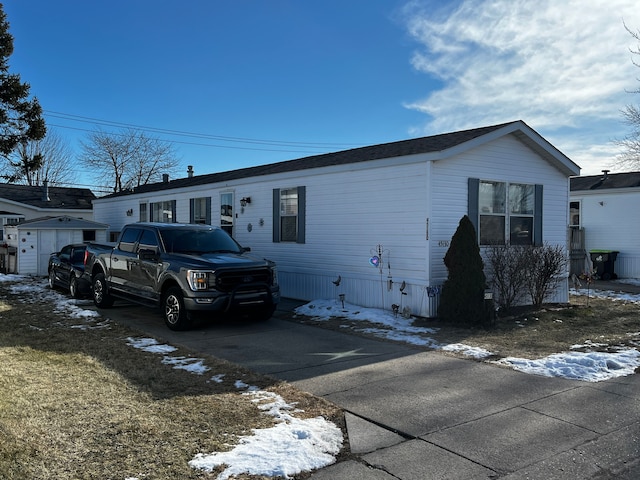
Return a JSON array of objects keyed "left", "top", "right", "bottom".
[
  {"left": 0, "top": 183, "right": 96, "bottom": 209},
  {"left": 570, "top": 171, "right": 640, "bottom": 191},
  {"left": 104, "top": 121, "right": 517, "bottom": 198}
]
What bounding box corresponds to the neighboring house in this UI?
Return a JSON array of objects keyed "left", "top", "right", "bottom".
[
  {"left": 570, "top": 170, "right": 640, "bottom": 279},
  {"left": 4, "top": 216, "right": 108, "bottom": 276},
  {"left": 92, "top": 120, "right": 580, "bottom": 317},
  {"left": 0, "top": 182, "right": 96, "bottom": 241}
]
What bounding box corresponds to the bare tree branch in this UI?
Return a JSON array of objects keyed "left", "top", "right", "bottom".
[
  {"left": 616, "top": 23, "right": 640, "bottom": 170},
  {"left": 80, "top": 128, "right": 181, "bottom": 193},
  {"left": 3, "top": 129, "right": 77, "bottom": 185}
]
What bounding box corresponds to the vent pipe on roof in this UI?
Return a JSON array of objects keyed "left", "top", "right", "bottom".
[
  {"left": 162, "top": 174, "right": 169, "bottom": 183},
  {"left": 602, "top": 169, "right": 610, "bottom": 180},
  {"left": 187, "top": 165, "right": 194, "bottom": 178},
  {"left": 42, "top": 180, "right": 50, "bottom": 202}
]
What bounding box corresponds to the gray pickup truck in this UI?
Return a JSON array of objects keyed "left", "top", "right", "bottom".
[{"left": 86, "top": 222, "right": 280, "bottom": 330}]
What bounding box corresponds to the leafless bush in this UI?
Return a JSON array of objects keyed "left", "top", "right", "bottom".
[
  {"left": 523, "top": 244, "right": 567, "bottom": 308},
  {"left": 486, "top": 243, "right": 529, "bottom": 312},
  {"left": 487, "top": 243, "right": 567, "bottom": 311}
]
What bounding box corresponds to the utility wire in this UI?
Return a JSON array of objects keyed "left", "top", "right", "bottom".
[
  {"left": 44, "top": 110, "right": 366, "bottom": 152},
  {"left": 46, "top": 122, "right": 338, "bottom": 154}
]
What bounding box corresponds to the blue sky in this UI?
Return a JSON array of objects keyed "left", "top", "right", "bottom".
[{"left": 4, "top": 0, "right": 640, "bottom": 192}]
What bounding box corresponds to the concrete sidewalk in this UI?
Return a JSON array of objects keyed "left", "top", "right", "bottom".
[
  {"left": 103, "top": 296, "right": 640, "bottom": 479},
  {"left": 591, "top": 279, "right": 640, "bottom": 295},
  {"left": 303, "top": 347, "right": 639, "bottom": 479},
  {"left": 296, "top": 286, "right": 640, "bottom": 479}
]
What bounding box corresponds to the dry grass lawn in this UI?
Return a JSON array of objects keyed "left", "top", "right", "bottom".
[{"left": 0, "top": 279, "right": 343, "bottom": 480}]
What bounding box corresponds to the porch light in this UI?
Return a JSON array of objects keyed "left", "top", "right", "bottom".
[{"left": 240, "top": 197, "right": 251, "bottom": 207}]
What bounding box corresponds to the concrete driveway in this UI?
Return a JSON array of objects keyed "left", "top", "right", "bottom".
[{"left": 96, "top": 299, "right": 640, "bottom": 479}]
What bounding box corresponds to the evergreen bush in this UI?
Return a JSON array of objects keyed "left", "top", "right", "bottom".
[{"left": 438, "top": 215, "right": 489, "bottom": 325}]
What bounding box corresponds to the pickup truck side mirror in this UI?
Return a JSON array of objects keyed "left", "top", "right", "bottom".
[
  {"left": 241, "top": 246, "right": 251, "bottom": 253},
  {"left": 138, "top": 248, "right": 159, "bottom": 261}
]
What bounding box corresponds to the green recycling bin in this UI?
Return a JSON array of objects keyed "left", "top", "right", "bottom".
[{"left": 589, "top": 250, "right": 619, "bottom": 280}]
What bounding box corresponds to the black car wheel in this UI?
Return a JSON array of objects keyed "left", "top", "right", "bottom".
[
  {"left": 92, "top": 272, "right": 114, "bottom": 308},
  {"left": 69, "top": 276, "right": 80, "bottom": 299},
  {"left": 163, "top": 286, "right": 191, "bottom": 331},
  {"left": 48, "top": 269, "right": 57, "bottom": 290}
]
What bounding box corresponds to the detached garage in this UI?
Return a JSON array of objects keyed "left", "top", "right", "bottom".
[{"left": 5, "top": 216, "right": 108, "bottom": 276}]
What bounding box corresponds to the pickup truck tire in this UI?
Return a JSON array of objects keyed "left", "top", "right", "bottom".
[
  {"left": 163, "top": 286, "right": 191, "bottom": 331},
  {"left": 92, "top": 273, "right": 114, "bottom": 308}
]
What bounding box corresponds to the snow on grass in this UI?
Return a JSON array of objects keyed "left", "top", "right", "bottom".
[
  {"left": 494, "top": 348, "right": 640, "bottom": 382},
  {"left": 189, "top": 389, "right": 343, "bottom": 479},
  {"left": 295, "top": 297, "right": 640, "bottom": 382},
  {"left": 126, "top": 336, "right": 343, "bottom": 478}
]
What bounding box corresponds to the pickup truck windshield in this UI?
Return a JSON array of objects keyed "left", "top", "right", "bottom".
[{"left": 159, "top": 228, "right": 243, "bottom": 255}]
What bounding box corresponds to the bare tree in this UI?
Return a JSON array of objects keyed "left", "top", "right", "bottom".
[
  {"left": 615, "top": 24, "right": 640, "bottom": 170},
  {"left": 4, "top": 130, "right": 77, "bottom": 186},
  {"left": 80, "top": 128, "right": 181, "bottom": 193}
]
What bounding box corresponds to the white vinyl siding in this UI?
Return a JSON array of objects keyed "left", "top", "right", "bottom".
[
  {"left": 570, "top": 188, "right": 640, "bottom": 278},
  {"left": 91, "top": 130, "right": 573, "bottom": 314}
]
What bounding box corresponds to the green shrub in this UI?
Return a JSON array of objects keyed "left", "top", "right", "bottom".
[{"left": 438, "top": 215, "right": 489, "bottom": 325}]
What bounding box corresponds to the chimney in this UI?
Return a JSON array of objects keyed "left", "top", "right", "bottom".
[
  {"left": 187, "top": 165, "right": 194, "bottom": 178},
  {"left": 42, "top": 180, "right": 50, "bottom": 202},
  {"left": 162, "top": 174, "right": 169, "bottom": 183},
  {"left": 601, "top": 169, "right": 610, "bottom": 180}
]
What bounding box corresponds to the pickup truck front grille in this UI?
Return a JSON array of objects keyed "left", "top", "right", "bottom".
[{"left": 215, "top": 269, "right": 272, "bottom": 292}]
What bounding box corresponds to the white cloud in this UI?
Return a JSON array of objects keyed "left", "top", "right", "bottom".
[{"left": 401, "top": 0, "right": 640, "bottom": 174}]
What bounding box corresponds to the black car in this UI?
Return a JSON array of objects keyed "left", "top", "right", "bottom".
[{"left": 48, "top": 243, "right": 91, "bottom": 298}]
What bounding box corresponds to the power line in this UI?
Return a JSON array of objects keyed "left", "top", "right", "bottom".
[
  {"left": 44, "top": 110, "right": 366, "bottom": 153},
  {"left": 46, "top": 122, "right": 338, "bottom": 154}
]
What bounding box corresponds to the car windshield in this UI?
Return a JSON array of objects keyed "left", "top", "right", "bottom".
[{"left": 159, "top": 228, "right": 242, "bottom": 255}]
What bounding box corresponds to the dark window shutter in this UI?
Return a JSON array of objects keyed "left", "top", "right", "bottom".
[
  {"left": 468, "top": 178, "right": 480, "bottom": 238},
  {"left": 534, "top": 184, "right": 543, "bottom": 246},
  {"left": 189, "top": 198, "right": 195, "bottom": 223},
  {"left": 273, "top": 189, "right": 280, "bottom": 243},
  {"left": 205, "top": 197, "right": 212, "bottom": 224},
  {"left": 297, "top": 186, "right": 306, "bottom": 244},
  {"left": 171, "top": 200, "right": 177, "bottom": 223}
]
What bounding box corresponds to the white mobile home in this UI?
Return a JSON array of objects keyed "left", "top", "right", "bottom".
[
  {"left": 570, "top": 171, "right": 640, "bottom": 279},
  {"left": 92, "top": 121, "right": 580, "bottom": 317}
]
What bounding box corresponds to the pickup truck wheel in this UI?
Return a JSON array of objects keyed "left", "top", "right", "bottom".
[
  {"left": 92, "top": 273, "right": 114, "bottom": 308},
  {"left": 69, "top": 276, "right": 80, "bottom": 299},
  {"left": 163, "top": 287, "right": 191, "bottom": 331}
]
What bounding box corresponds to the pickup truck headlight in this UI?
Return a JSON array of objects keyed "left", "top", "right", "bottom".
[
  {"left": 271, "top": 266, "right": 278, "bottom": 286},
  {"left": 187, "top": 270, "right": 214, "bottom": 291}
]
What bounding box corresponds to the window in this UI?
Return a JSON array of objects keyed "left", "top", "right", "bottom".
[
  {"left": 273, "top": 186, "right": 306, "bottom": 243},
  {"left": 570, "top": 201, "right": 580, "bottom": 227},
  {"left": 82, "top": 230, "right": 96, "bottom": 242},
  {"left": 117, "top": 227, "right": 141, "bottom": 253},
  {"left": 508, "top": 183, "right": 535, "bottom": 245},
  {"left": 469, "top": 179, "right": 542, "bottom": 246},
  {"left": 137, "top": 229, "right": 159, "bottom": 254},
  {"left": 151, "top": 200, "right": 176, "bottom": 223},
  {"left": 220, "top": 193, "right": 233, "bottom": 235},
  {"left": 190, "top": 197, "right": 211, "bottom": 224},
  {"left": 139, "top": 203, "right": 148, "bottom": 222}
]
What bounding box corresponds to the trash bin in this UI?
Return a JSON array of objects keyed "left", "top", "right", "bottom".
[{"left": 589, "top": 250, "right": 619, "bottom": 280}]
